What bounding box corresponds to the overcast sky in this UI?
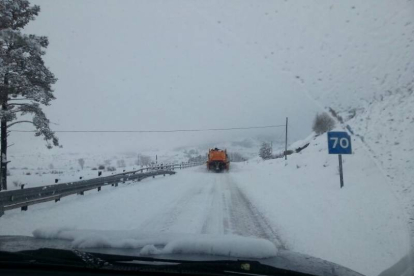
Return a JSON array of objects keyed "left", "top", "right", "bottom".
[{"left": 9, "top": 0, "right": 414, "bottom": 154}]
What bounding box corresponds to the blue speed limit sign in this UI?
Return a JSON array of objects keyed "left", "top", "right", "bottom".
[{"left": 327, "top": 132, "right": 352, "bottom": 154}]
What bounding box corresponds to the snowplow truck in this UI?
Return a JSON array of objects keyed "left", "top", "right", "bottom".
[{"left": 207, "top": 148, "right": 230, "bottom": 172}]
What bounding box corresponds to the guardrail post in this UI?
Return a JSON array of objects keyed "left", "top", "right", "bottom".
[
  {"left": 21, "top": 184, "right": 25, "bottom": 189},
  {"left": 55, "top": 179, "right": 58, "bottom": 184},
  {"left": 98, "top": 187, "right": 101, "bottom": 192}
]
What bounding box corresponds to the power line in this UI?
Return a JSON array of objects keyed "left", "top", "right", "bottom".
[{"left": 9, "top": 124, "right": 286, "bottom": 133}]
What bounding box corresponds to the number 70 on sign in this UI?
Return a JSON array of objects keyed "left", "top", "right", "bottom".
[{"left": 327, "top": 132, "right": 352, "bottom": 155}]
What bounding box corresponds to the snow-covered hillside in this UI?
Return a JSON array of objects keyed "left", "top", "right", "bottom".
[
  {"left": 342, "top": 88, "right": 414, "bottom": 245},
  {"left": 235, "top": 134, "right": 410, "bottom": 276}
]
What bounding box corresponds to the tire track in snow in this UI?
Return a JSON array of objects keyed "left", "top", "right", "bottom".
[
  {"left": 225, "top": 174, "right": 287, "bottom": 250},
  {"left": 200, "top": 175, "right": 231, "bottom": 235},
  {"left": 199, "top": 173, "right": 286, "bottom": 249},
  {"left": 139, "top": 170, "right": 286, "bottom": 250},
  {"left": 139, "top": 183, "right": 212, "bottom": 232}
]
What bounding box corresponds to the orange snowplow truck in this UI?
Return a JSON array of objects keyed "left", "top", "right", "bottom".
[{"left": 207, "top": 148, "right": 230, "bottom": 172}]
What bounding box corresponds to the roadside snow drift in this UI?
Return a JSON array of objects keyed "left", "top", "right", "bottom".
[{"left": 33, "top": 228, "right": 277, "bottom": 259}]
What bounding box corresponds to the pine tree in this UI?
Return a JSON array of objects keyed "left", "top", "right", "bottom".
[
  {"left": 259, "top": 142, "right": 273, "bottom": 160},
  {"left": 0, "top": 0, "right": 58, "bottom": 190}
]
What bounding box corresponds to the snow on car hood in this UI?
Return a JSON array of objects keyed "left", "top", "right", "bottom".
[{"left": 33, "top": 227, "right": 277, "bottom": 259}]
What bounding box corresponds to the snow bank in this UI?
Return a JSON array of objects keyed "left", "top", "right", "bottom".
[
  {"left": 231, "top": 132, "right": 411, "bottom": 276},
  {"left": 287, "top": 133, "right": 315, "bottom": 151},
  {"left": 33, "top": 228, "right": 277, "bottom": 259}
]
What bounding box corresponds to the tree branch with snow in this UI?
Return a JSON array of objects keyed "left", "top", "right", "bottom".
[{"left": 0, "top": 0, "right": 58, "bottom": 190}]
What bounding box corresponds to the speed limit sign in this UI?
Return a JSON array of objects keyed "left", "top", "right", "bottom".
[
  {"left": 327, "top": 131, "right": 352, "bottom": 188},
  {"left": 327, "top": 132, "right": 352, "bottom": 154}
]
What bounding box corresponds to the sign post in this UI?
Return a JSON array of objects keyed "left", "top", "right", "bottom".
[
  {"left": 327, "top": 131, "right": 352, "bottom": 188},
  {"left": 338, "top": 155, "right": 344, "bottom": 188}
]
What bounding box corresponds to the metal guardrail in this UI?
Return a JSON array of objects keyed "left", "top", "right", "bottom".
[
  {"left": 0, "top": 161, "right": 204, "bottom": 217},
  {"left": 113, "top": 161, "right": 204, "bottom": 176}
]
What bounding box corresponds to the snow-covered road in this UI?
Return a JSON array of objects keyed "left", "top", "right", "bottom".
[
  {"left": 139, "top": 171, "right": 285, "bottom": 249},
  {"left": 0, "top": 166, "right": 285, "bottom": 251}
]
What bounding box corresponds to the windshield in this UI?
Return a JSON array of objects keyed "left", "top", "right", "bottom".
[{"left": 0, "top": 1, "right": 413, "bottom": 276}]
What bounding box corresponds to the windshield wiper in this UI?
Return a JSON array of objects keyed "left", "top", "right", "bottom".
[{"left": 0, "top": 248, "right": 315, "bottom": 276}]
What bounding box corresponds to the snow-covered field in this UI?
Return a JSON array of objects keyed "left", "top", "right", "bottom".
[
  {"left": 0, "top": 131, "right": 410, "bottom": 276},
  {"left": 5, "top": 137, "right": 270, "bottom": 190}
]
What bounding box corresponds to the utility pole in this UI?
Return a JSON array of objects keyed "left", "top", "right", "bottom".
[{"left": 285, "top": 117, "right": 288, "bottom": 160}]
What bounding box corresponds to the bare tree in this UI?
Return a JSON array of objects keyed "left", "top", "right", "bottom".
[{"left": 312, "top": 112, "right": 336, "bottom": 135}]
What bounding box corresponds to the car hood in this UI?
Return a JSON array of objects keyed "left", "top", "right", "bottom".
[{"left": 0, "top": 235, "right": 364, "bottom": 276}]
